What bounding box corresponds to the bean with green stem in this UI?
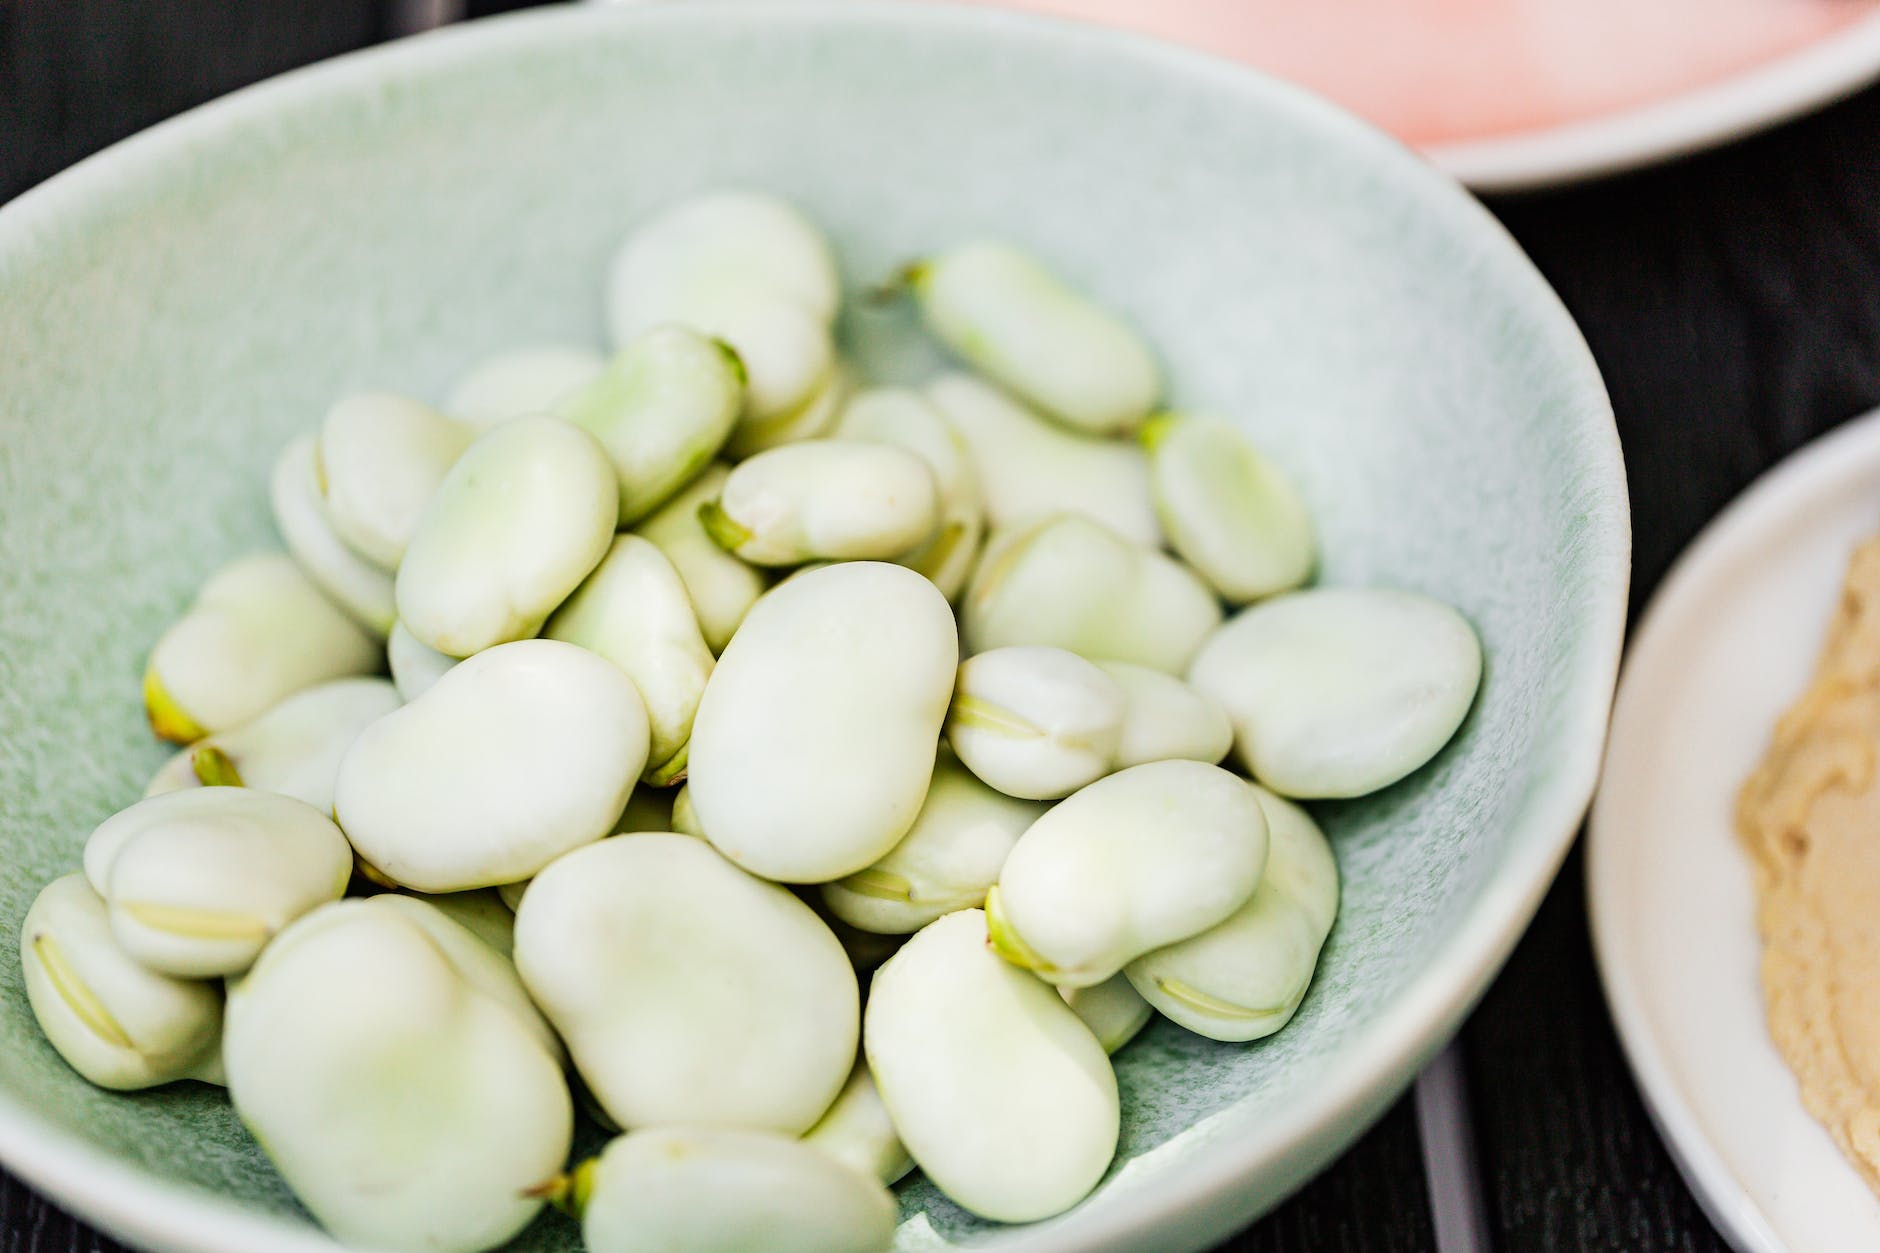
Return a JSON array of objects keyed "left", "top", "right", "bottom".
[
  {"left": 699, "top": 438, "right": 939, "bottom": 566},
  {"left": 1141, "top": 412, "right": 1315, "bottom": 603},
  {"left": 143, "top": 554, "right": 381, "bottom": 744},
  {"left": 607, "top": 192, "right": 840, "bottom": 430},
  {"left": 910, "top": 240, "right": 1159, "bottom": 436},
  {"left": 144, "top": 677, "right": 399, "bottom": 814},
  {"left": 945, "top": 645, "right": 1124, "bottom": 800}
]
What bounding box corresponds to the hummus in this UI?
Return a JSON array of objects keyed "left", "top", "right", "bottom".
[{"left": 1739, "top": 536, "right": 1880, "bottom": 1190}]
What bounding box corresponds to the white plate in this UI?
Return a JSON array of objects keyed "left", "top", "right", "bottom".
[
  {"left": 1434, "top": 13, "right": 1880, "bottom": 192},
  {"left": 1590, "top": 407, "right": 1880, "bottom": 1252}
]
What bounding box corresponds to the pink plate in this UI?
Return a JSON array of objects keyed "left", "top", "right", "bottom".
[{"left": 931, "top": 0, "right": 1880, "bottom": 189}]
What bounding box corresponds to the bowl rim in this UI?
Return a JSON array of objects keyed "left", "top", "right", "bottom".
[
  {"left": 0, "top": 4, "right": 1630, "bottom": 1250},
  {"left": 1430, "top": 11, "right": 1880, "bottom": 192}
]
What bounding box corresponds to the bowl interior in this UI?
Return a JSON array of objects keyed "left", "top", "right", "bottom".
[{"left": 0, "top": 5, "right": 1625, "bottom": 1251}]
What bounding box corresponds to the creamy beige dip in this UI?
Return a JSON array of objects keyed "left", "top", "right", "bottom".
[{"left": 1739, "top": 537, "right": 1880, "bottom": 1190}]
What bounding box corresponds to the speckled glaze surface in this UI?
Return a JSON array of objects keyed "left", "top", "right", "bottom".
[{"left": 0, "top": 5, "right": 1628, "bottom": 1251}]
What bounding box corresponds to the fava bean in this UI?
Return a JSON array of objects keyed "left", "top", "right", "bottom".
[
  {"left": 1187, "top": 587, "right": 1481, "bottom": 798},
  {"left": 1126, "top": 785, "right": 1338, "bottom": 1041},
  {"left": 607, "top": 192, "right": 839, "bottom": 427},
  {"left": 572, "top": 1126, "right": 896, "bottom": 1253},
  {"left": 606, "top": 192, "right": 840, "bottom": 329},
  {"left": 864, "top": 908, "right": 1118, "bottom": 1222},
  {"left": 801, "top": 1060, "right": 914, "bottom": 1185},
  {"left": 20, "top": 874, "right": 223, "bottom": 1091},
  {"left": 513, "top": 834, "right": 858, "bottom": 1134},
  {"left": 445, "top": 343, "right": 606, "bottom": 428},
  {"left": 386, "top": 620, "right": 456, "bottom": 702},
  {"left": 559, "top": 326, "right": 745, "bottom": 524},
  {"left": 269, "top": 437, "right": 395, "bottom": 636},
  {"left": 688, "top": 563, "right": 955, "bottom": 881},
  {"left": 334, "top": 639, "right": 647, "bottom": 891},
  {"left": 84, "top": 789, "right": 351, "bottom": 977},
  {"left": 1061, "top": 972, "right": 1153, "bottom": 1054},
  {"left": 701, "top": 438, "right": 939, "bottom": 566},
  {"left": 632, "top": 463, "right": 767, "bottom": 653},
  {"left": 913, "top": 240, "right": 1159, "bottom": 436},
  {"left": 821, "top": 758, "right": 1045, "bottom": 933},
  {"left": 945, "top": 646, "right": 1124, "bottom": 800},
  {"left": 143, "top": 554, "right": 380, "bottom": 743},
  {"left": 144, "top": 677, "right": 399, "bottom": 814},
  {"left": 224, "top": 898, "right": 571, "bottom": 1253},
  {"left": 1097, "top": 659, "right": 1233, "bottom": 770},
  {"left": 964, "top": 513, "right": 1221, "bottom": 673},
  {"left": 986, "top": 760, "right": 1268, "bottom": 988},
  {"left": 395, "top": 415, "right": 618, "bottom": 656},
  {"left": 544, "top": 535, "right": 715, "bottom": 784},
  {"left": 314, "top": 393, "right": 473, "bottom": 570},
  {"left": 836, "top": 386, "right": 985, "bottom": 599},
  {"left": 926, "top": 373, "right": 1158, "bottom": 546},
  {"left": 1142, "top": 413, "right": 1315, "bottom": 603},
  {"left": 946, "top": 649, "right": 1231, "bottom": 799}
]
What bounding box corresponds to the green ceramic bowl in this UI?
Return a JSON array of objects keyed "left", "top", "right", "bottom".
[{"left": 0, "top": 4, "right": 1628, "bottom": 1250}]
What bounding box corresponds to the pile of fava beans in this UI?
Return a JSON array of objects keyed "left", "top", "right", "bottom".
[{"left": 20, "top": 193, "right": 1483, "bottom": 1253}]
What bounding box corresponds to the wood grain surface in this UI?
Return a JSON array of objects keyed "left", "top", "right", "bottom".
[{"left": 4, "top": 3, "right": 1879, "bottom": 1249}]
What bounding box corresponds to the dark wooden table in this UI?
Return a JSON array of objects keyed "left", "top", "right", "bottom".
[{"left": 6, "top": 3, "right": 1880, "bottom": 1250}]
